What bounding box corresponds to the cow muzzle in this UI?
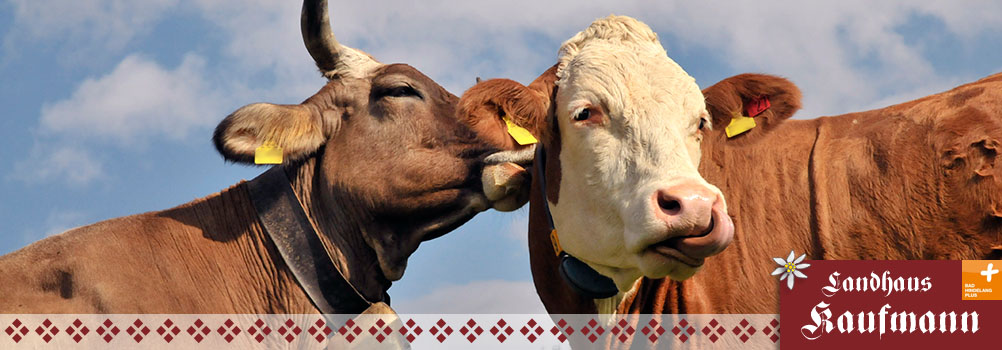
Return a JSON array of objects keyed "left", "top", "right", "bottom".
[
  {"left": 481, "top": 146, "right": 536, "bottom": 211},
  {"left": 647, "top": 181, "right": 734, "bottom": 267}
]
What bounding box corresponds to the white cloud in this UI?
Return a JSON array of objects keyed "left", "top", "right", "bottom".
[
  {"left": 393, "top": 280, "right": 548, "bottom": 314},
  {"left": 15, "top": 0, "right": 1002, "bottom": 117},
  {"left": 5, "top": 0, "right": 179, "bottom": 54},
  {"left": 10, "top": 145, "right": 104, "bottom": 186},
  {"left": 642, "top": 1, "right": 1002, "bottom": 116},
  {"left": 12, "top": 1, "right": 1002, "bottom": 184},
  {"left": 39, "top": 54, "right": 222, "bottom": 145},
  {"left": 268, "top": 0, "right": 1002, "bottom": 116}
]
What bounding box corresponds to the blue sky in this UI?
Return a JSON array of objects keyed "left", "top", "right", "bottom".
[{"left": 2, "top": 1, "right": 1001, "bottom": 314}]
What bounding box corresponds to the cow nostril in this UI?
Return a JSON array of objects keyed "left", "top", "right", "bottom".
[{"left": 658, "top": 195, "right": 681, "bottom": 215}]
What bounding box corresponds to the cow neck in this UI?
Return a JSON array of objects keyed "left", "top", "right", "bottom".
[
  {"left": 246, "top": 162, "right": 384, "bottom": 315},
  {"left": 535, "top": 142, "right": 620, "bottom": 300}
]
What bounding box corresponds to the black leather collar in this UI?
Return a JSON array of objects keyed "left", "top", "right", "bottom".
[
  {"left": 535, "top": 145, "right": 619, "bottom": 299},
  {"left": 247, "top": 166, "right": 381, "bottom": 314}
]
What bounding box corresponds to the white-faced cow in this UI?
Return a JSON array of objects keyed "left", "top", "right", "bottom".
[
  {"left": 464, "top": 15, "right": 735, "bottom": 315},
  {"left": 616, "top": 72, "right": 1002, "bottom": 316},
  {"left": 483, "top": 67, "right": 1002, "bottom": 322},
  {"left": 0, "top": 0, "right": 508, "bottom": 315}
]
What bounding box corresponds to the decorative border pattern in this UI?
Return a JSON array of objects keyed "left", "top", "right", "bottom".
[{"left": 1, "top": 314, "right": 779, "bottom": 349}]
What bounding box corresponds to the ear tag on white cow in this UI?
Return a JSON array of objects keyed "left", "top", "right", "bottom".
[
  {"left": 725, "top": 112, "right": 757, "bottom": 138},
  {"left": 254, "top": 140, "right": 283, "bottom": 164},
  {"left": 726, "top": 96, "right": 771, "bottom": 138},
  {"left": 550, "top": 229, "right": 563, "bottom": 256},
  {"left": 502, "top": 115, "right": 538, "bottom": 145}
]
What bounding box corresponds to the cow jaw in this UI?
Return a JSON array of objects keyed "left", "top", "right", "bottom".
[{"left": 547, "top": 16, "right": 734, "bottom": 290}]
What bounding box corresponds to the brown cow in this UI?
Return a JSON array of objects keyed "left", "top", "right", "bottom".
[
  {"left": 469, "top": 16, "right": 735, "bottom": 315},
  {"left": 617, "top": 72, "right": 1002, "bottom": 316},
  {"left": 481, "top": 70, "right": 1002, "bottom": 319},
  {"left": 0, "top": 0, "right": 508, "bottom": 315}
]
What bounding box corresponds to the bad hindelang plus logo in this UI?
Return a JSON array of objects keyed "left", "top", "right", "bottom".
[
  {"left": 963, "top": 260, "right": 1002, "bottom": 300},
  {"left": 781, "top": 260, "right": 1000, "bottom": 349}
]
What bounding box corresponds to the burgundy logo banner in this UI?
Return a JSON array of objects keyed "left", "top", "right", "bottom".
[{"left": 781, "top": 260, "right": 1001, "bottom": 349}]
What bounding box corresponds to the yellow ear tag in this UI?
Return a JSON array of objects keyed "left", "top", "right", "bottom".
[
  {"left": 254, "top": 140, "right": 283, "bottom": 164},
  {"left": 502, "top": 115, "right": 538, "bottom": 145},
  {"left": 550, "top": 229, "right": 563, "bottom": 256},
  {"left": 725, "top": 113, "right": 757, "bottom": 138}
]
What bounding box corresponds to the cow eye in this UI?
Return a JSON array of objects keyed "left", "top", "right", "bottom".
[
  {"left": 378, "top": 85, "right": 420, "bottom": 99},
  {"left": 573, "top": 108, "right": 591, "bottom": 121},
  {"left": 698, "top": 118, "right": 707, "bottom": 130}
]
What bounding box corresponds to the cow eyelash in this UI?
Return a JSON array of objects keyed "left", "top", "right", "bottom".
[{"left": 377, "top": 85, "right": 421, "bottom": 99}]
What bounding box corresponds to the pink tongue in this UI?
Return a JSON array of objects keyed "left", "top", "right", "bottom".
[{"left": 675, "top": 208, "right": 734, "bottom": 258}]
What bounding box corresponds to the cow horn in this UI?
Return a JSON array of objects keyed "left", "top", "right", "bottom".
[{"left": 301, "top": 0, "right": 341, "bottom": 73}]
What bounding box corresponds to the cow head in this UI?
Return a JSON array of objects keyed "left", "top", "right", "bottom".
[
  {"left": 463, "top": 16, "right": 735, "bottom": 291},
  {"left": 212, "top": 0, "right": 499, "bottom": 284}
]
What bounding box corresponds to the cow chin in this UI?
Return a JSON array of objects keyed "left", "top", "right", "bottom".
[
  {"left": 635, "top": 250, "right": 703, "bottom": 281},
  {"left": 367, "top": 192, "right": 490, "bottom": 281}
]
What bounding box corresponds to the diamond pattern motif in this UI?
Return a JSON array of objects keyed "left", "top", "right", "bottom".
[
  {"left": 125, "top": 319, "right": 151, "bottom": 343},
  {"left": 366, "top": 318, "right": 394, "bottom": 343},
  {"left": 277, "top": 319, "right": 301, "bottom": 343},
  {"left": 215, "top": 319, "right": 241, "bottom": 343},
  {"left": 489, "top": 319, "right": 514, "bottom": 343},
  {"left": 307, "top": 319, "right": 333, "bottom": 343},
  {"left": 519, "top": 319, "right": 544, "bottom": 343},
  {"left": 338, "top": 319, "right": 363, "bottom": 343},
  {"left": 610, "top": 318, "right": 636, "bottom": 343},
  {"left": 33, "top": 319, "right": 59, "bottom": 343},
  {"left": 458, "top": 318, "right": 483, "bottom": 343},
  {"left": 671, "top": 318, "right": 696, "bottom": 343},
  {"left": 579, "top": 319, "right": 606, "bottom": 343},
  {"left": 702, "top": 318, "right": 727, "bottom": 343},
  {"left": 731, "top": 318, "right": 757, "bottom": 343},
  {"left": 64, "top": 319, "right": 89, "bottom": 343},
  {"left": 247, "top": 319, "right": 272, "bottom": 343},
  {"left": 640, "top": 318, "right": 666, "bottom": 343},
  {"left": 0, "top": 315, "right": 778, "bottom": 346},
  {"left": 5, "top": 319, "right": 28, "bottom": 343},
  {"left": 428, "top": 319, "right": 453, "bottom": 343},
  {"left": 762, "top": 318, "right": 780, "bottom": 343},
  {"left": 185, "top": 319, "right": 211, "bottom": 343},
  {"left": 96, "top": 319, "right": 120, "bottom": 343},
  {"left": 155, "top": 319, "right": 181, "bottom": 344},
  {"left": 549, "top": 318, "right": 574, "bottom": 343},
  {"left": 397, "top": 318, "right": 423, "bottom": 343}
]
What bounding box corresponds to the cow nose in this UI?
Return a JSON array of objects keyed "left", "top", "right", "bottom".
[{"left": 652, "top": 182, "right": 720, "bottom": 235}]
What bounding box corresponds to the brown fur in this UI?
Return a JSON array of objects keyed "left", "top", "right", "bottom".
[
  {"left": 0, "top": 184, "right": 313, "bottom": 313},
  {"left": 459, "top": 65, "right": 559, "bottom": 149},
  {"left": 2, "top": 59, "right": 503, "bottom": 312},
  {"left": 613, "top": 72, "right": 1002, "bottom": 315},
  {"left": 464, "top": 68, "right": 1002, "bottom": 325}
]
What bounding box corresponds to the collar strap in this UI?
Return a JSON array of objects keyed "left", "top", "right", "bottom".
[
  {"left": 247, "top": 166, "right": 377, "bottom": 314},
  {"left": 535, "top": 144, "right": 619, "bottom": 299}
]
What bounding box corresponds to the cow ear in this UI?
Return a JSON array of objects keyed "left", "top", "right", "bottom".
[
  {"left": 458, "top": 64, "right": 557, "bottom": 150},
  {"left": 213, "top": 103, "right": 326, "bottom": 164},
  {"left": 702, "top": 73, "right": 802, "bottom": 140}
]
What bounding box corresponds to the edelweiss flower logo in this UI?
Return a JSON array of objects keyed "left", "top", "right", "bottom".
[{"left": 772, "top": 251, "right": 810, "bottom": 290}]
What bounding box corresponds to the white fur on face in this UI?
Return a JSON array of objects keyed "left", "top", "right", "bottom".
[
  {"left": 549, "top": 16, "right": 723, "bottom": 290},
  {"left": 324, "top": 46, "right": 384, "bottom": 80}
]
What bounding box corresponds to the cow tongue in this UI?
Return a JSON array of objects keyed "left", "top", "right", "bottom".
[{"left": 673, "top": 207, "right": 734, "bottom": 259}]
